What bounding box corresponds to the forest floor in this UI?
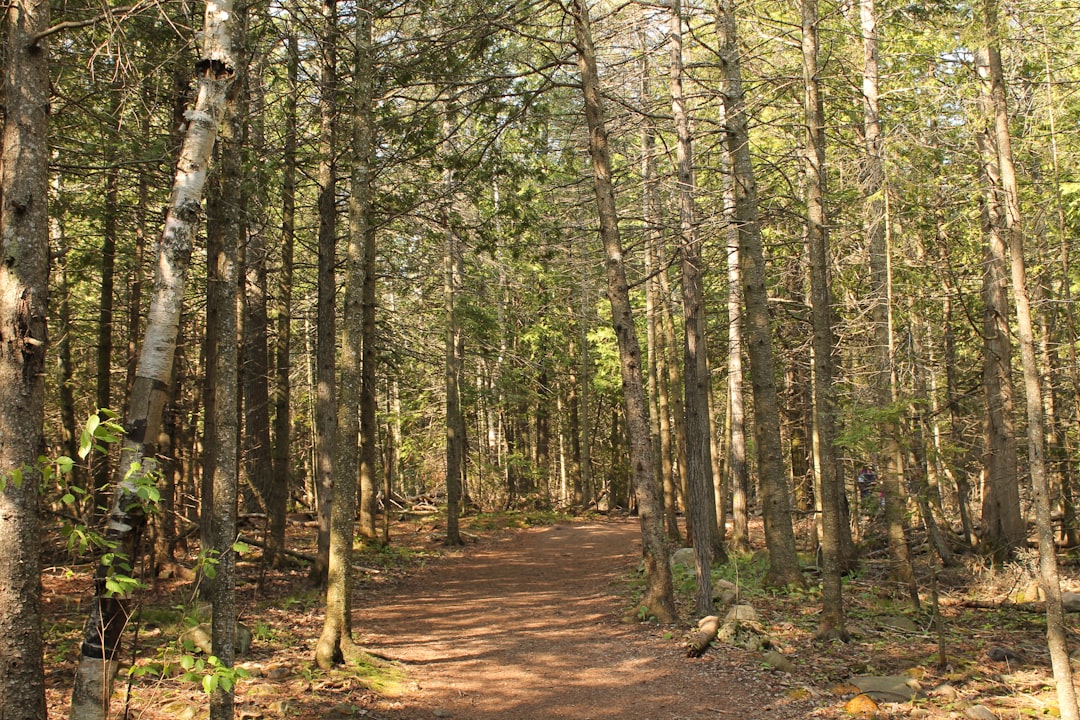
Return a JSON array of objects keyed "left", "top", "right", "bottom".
[{"left": 42, "top": 511, "right": 1080, "bottom": 720}]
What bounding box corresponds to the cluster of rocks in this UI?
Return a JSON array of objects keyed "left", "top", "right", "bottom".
[{"left": 668, "top": 548, "right": 1060, "bottom": 719}]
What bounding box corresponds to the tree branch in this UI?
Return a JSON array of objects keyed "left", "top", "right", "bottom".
[{"left": 31, "top": 6, "right": 137, "bottom": 44}]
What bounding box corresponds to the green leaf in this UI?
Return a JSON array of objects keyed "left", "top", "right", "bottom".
[
  {"left": 202, "top": 673, "right": 218, "bottom": 695},
  {"left": 79, "top": 415, "right": 101, "bottom": 459}
]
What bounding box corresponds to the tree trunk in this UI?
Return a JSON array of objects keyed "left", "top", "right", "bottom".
[
  {"left": 578, "top": 266, "right": 594, "bottom": 508},
  {"left": 315, "top": 2, "right": 377, "bottom": 663},
  {"left": 443, "top": 110, "right": 465, "bottom": 546},
  {"left": 208, "top": 22, "right": 244, "bottom": 712},
  {"left": 240, "top": 60, "right": 274, "bottom": 535},
  {"left": 638, "top": 63, "right": 679, "bottom": 541},
  {"left": 725, "top": 184, "right": 749, "bottom": 553},
  {"left": 269, "top": 18, "right": 299, "bottom": 565},
  {"left": 125, "top": 81, "right": 151, "bottom": 400},
  {"left": 801, "top": 0, "right": 846, "bottom": 638},
  {"left": 939, "top": 257, "right": 978, "bottom": 548},
  {"left": 94, "top": 149, "right": 118, "bottom": 520},
  {"left": 981, "top": 3, "right": 1078, "bottom": 713},
  {"left": 70, "top": 4, "right": 235, "bottom": 718},
  {"left": 909, "top": 301, "right": 956, "bottom": 567},
  {"left": 669, "top": 0, "right": 719, "bottom": 615},
  {"left": 570, "top": 0, "right": 677, "bottom": 624},
  {"left": 0, "top": 0, "right": 50, "bottom": 717},
  {"left": 716, "top": 0, "right": 804, "bottom": 589},
  {"left": 311, "top": 0, "right": 339, "bottom": 586},
  {"left": 334, "top": 1, "right": 365, "bottom": 570},
  {"left": 356, "top": 1, "right": 379, "bottom": 542},
  {"left": 201, "top": 171, "right": 221, "bottom": 552},
  {"left": 1039, "top": 38, "right": 1080, "bottom": 547},
  {"left": 650, "top": 215, "right": 687, "bottom": 538},
  {"left": 156, "top": 318, "right": 186, "bottom": 568},
  {"left": 860, "top": 0, "right": 918, "bottom": 603},
  {"left": 976, "top": 46, "right": 1025, "bottom": 563},
  {"left": 54, "top": 204, "right": 80, "bottom": 471}
]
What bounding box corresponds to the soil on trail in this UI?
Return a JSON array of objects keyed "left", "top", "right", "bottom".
[{"left": 356, "top": 519, "right": 813, "bottom": 720}]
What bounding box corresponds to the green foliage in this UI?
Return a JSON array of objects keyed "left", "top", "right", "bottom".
[
  {"left": 42, "top": 412, "right": 162, "bottom": 600},
  {"left": 348, "top": 656, "right": 408, "bottom": 696},
  {"left": 712, "top": 552, "right": 771, "bottom": 601},
  {"left": 194, "top": 540, "right": 250, "bottom": 581},
  {"left": 465, "top": 509, "right": 570, "bottom": 532},
  {"left": 355, "top": 541, "right": 433, "bottom": 571},
  {"left": 100, "top": 557, "right": 144, "bottom": 597},
  {"left": 250, "top": 620, "right": 277, "bottom": 645},
  {"left": 44, "top": 619, "right": 83, "bottom": 663},
  {"left": 180, "top": 654, "right": 250, "bottom": 695},
  {"left": 670, "top": 562, "right": 698, "bottom": 600},
  {"left": 2, "top": 409, "right": 124, "bottom": 495},
  {"left": 78, "top": 408, "right": 124, "bottom": 459}
]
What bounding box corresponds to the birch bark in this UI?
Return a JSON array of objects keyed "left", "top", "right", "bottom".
[{"left": 69, "top": 4, "right": 235, "bottom": 718}]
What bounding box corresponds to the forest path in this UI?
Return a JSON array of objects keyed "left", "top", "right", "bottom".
[{"left": 353, "top": 518, "right": 802, "bottom": 720}]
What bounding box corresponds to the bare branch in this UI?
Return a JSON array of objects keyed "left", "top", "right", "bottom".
[{"left": 31, "top": 5, "right": 137, "bottom": 44}]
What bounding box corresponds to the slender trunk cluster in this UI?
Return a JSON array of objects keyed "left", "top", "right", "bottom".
[
  {"left": 669, "top": 0, "right": 720, "bottom": 615},
  {"left": 980, "top": 1, "right": 1077, "bottom": 714},
  {"left": 570, "top": 0, "right": 677, "bottom": 624},
  {"left": 858, "top": 0, "right": 919, "bottom": 603},
  {"left": 715, "top": 0, "right": 804, "bottom": 589}
]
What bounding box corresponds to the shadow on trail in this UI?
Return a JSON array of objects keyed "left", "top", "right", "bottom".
[{"left": 353, "top": 520, "right": 728, "bottom": 720}]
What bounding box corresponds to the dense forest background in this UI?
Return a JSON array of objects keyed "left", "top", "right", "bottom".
[
  {"left": 6, "top": 0, "right": 1080, "bottom": 717},
  {"left": 34, "top": 0, "right": 1080, "bottom": 537}
]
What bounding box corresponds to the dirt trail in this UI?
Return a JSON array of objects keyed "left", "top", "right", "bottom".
[{"left": 354, "top": 519, "right": 813, "bottom": 720}]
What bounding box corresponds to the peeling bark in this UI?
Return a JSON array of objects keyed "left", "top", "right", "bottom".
[{"left": 69, "top": 4, "right": 235, "bottom": 718}]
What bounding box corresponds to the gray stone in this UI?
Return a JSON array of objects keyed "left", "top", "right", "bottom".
[
  {"left": 323, "top": 704, "right": 358, "bottom": 720},
  {"left": 725, "top": 604, "right": 758, "bottom": 623},
  {"left": 964, "top": 705, "right": 998, "bottom": 720},
  {"left": 670, "top": 548, "right": 695, "bottom": 568},
  {"left": 986, "top": 646, "right": 1023, "bottom": 663},
  {"left": 878, "top": 615, "right": 919, "bottom": 633},
  {"left": 1063, "top": 591, "right": 1080, "bottom": 612},
  {"left": 714, "top": 589, "right": 738, "bottom": 607},
  {"left": 267, "top": 665, "right": 292, "bottom": 681},
  {"left": 178, "top": 622, "right": 253, "bottom": 656},
  {"left": 850, "top": 675, "right": 919, "bottom": 702},
  {"left": 762, "top": 649, "right": 795, "bottom": 673},
  {"left": 178, "top": 624, "right": 212, "bottom": 654}
]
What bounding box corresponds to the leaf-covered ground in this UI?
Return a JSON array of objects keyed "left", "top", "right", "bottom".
[{"left": 42, "top": 513, "right": 1080, "bottom": 720}]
